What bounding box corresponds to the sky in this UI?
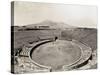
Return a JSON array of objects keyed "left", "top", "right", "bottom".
[{"left": 14, "top": 1, "right": 97, "bottom": 28}]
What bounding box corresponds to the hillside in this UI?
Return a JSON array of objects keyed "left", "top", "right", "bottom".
[{"left": 61, "top": 28, "right": 97, "bottom": 50}]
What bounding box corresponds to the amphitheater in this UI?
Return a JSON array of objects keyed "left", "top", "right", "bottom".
[{"left": 13, "top": 28, "right": 97, "bottom": 73}]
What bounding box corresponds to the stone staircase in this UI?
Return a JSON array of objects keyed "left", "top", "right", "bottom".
[{"left": 19, "top": 46, "right": 31, "bottom": 57}]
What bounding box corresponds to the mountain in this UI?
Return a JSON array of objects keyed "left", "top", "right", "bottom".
[{"left": 25, "top": 20, "right": 75, "bottom": 29}]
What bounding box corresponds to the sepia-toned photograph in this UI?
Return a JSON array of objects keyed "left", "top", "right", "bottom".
[{"left": 11, "top": 1, "right": 97, "bottom": 74}]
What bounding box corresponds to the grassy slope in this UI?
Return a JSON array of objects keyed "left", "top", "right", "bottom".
[
  {"left": 61, "top": 28, "right": 97, "bottom": 50},
  {"left": 14, "top": 30, "right": 59, "bottom": 49},
  {"left": 14, "top": 28, "right": 97, "bottom": 51}
]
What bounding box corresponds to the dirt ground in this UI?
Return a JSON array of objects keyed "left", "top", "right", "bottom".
[{"left": 32, "top": 40, "right": 81, "bottom": 70}]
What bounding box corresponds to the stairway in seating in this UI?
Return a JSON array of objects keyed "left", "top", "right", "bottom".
[{"left": 19, "top": 46, "right": 31, "bottom": 57}]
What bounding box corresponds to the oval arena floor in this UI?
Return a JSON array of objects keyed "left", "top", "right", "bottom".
[{"left": 31, "top": 40, "right": 82, "bottom": 70}]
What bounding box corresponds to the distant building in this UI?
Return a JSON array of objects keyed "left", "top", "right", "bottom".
[{"left": 38, "top": 26, "right": 49, "bottom": 29}]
